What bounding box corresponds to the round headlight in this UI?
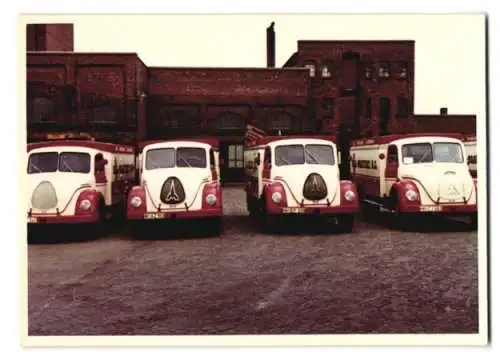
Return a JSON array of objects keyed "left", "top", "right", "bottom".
[
  {"left": 205, "top": 194, "right": 217, "bottom": 206},
  {"left": 271, "top": 191, "right": 282, "bottom": 204},
  {"left": 405, "top": 189, "right": 418, "bottom": 201},
  {"left": 130, "top": 196, "right": 142, "bottom": 208},
  {"left": 79, "top": 199, "right": 92, "bottom": 210},
  {"left": 344, "top": 190, "right": 356, "bottom": 202}
]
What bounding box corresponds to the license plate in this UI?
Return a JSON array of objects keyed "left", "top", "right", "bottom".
[
  {"left": 27, "top": 217, "right": 38, "bottom": 223},
  {"left": 420, "top": 205, "right": 442, "bottom": 212},
  {"left": 282, "top": 207, "right": 305, "bottom": 214},
  {"left": 144, "top": 213, "right": 166, "bottom": 220}
]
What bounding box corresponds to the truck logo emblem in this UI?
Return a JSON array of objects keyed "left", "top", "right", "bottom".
[
  {"left": 303, "top": 173, "right": 327, "bottom": 201},
  {"left": 447, "top": 184, "right": 460, "bottom": 197},
  {"left": 160, "top": 177, "right": 185, "bottom": 204}
]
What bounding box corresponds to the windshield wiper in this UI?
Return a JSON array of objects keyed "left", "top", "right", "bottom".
[
  {"left": 178, "top": 157, "right": 192, "bottom": 168},
  {"left": 60, "top": 159, "right": 74, "bottom": 172},
  {"left": 305, "top": 149, "right": 320, "bottom": 164},
  {"left": 278, "top": 157, "right": 290, "bottom": 165},
  {"left": 29, "top": 163, "right": 43, "bottom": 173}
]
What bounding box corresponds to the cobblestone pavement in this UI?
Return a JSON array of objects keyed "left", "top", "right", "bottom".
[{"left": 28, "top": 187, "right": 478, "bottom": 335}]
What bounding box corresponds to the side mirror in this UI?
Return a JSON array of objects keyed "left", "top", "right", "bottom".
[{"left": 255, "top": 154, "right": 261, "bottom": 166}]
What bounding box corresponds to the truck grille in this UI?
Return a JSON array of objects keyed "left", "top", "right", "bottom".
[
  {"left": 302, "top": 173, "right": 328, "bottom": 201},
  {"left": 160, "top": 177, "right": 186, "bottom": 204},
  {"left": 31, "top": 181, "right": 58, "bottom": 210}
]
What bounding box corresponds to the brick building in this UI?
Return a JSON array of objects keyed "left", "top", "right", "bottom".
[
  {"left": 26, "top": 24, "right": 74, "bottom": 52},
  {"left": 414, "top": 107, "right": 477, "bottom": 135},
  {"left": 27, "top": 52, "right": 148, "bottom": 145},
  {"left": 282, "top": 39, "right": 415, "bottom": 137},
  {"left": 25, "top": 22, "right": 477, "bottom": 184}
]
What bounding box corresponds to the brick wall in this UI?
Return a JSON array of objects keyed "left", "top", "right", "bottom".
[
  {"left": 414, "top": 114, "right": 477, "bottom": 135},
  {"left": 147, "top": 67, "right": 310, "bottom": 138}
]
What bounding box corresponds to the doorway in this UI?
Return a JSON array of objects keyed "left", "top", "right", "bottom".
[
  {"left": 379, "top": 97, "right": 391, "bottom": 135},
  {"left": 219, "top": 142, "right": 245, "bottom": 184}
]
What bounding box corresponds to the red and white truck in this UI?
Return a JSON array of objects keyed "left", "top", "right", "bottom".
[
  {"left": 26, "top": 132, "right": 135, "bottom": 234},
  {"left": 244, "top": 131, "right": 360, "bottom": 233},
  {"left": 127, "top": 138, "right": 222, "bottom": 235},
  {"left": 462, "top": 135, "right": 477, "bottom": 178},
  {"left": 350, "top": 133, "right": 477, "bottom": 229}
]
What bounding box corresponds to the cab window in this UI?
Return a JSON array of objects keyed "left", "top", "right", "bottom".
[
  {"left": 264, "top": 146, "right": 272, "bottom": 165},
  {"left": 387, "top": 145, "right": 398, "bottom": 164}
]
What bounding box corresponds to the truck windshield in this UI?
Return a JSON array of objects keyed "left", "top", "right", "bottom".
[
  {"left": 145, "top": 147, "right": 207, "bottom": 170},
  {"left": 28, "top": 151, "right": 91, "bottom": 174},
  {"left": 401, "top": 142, "right": 464, "bottom": 164},
  {"left": 274, "top": 144, "right": 335, "bottom": 166}
]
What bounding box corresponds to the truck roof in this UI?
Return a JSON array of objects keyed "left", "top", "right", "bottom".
[
  {"left": 27, "top": 140, "right": 135, "bottom": 154},
  {"left": 137, "top": 138, "right": 219, "bottom": 153},
  {"left": 245, "top": 135, "right": 336, "bottom": 148},
  {"left": 351, "top": 133, "right": 464, "bottom": 147}
]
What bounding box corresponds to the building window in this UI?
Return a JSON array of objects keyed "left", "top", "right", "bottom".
[
  {"left": 321, "top": 65, "right": 331, "bottom": 78},
  {"left": 397, "top": 97, "right": 410, "bottom": 117},
  {"left": 228, "top": 144, "right": 244, "bottom": 169},
  {"left": 216, "top": 112, "right": 246, "bottom": 130},
  {"left": 397, "top": 61, "right": 408, "bottom": 79},
  {"left": 31, "top": 97, "right": 56, "bottom": 123},
  {"left": 304, "top": 61, "right": 316, "bottom": 77},
  {"left": 366, "top": 98, "right": 372, "bottom": 119},
  {"left": 379, "top": 97, "right": 391, "bottom": 134},
  {"left": 321, "top": 60, "right": 335, "bottom": 78},
  {"left": 164, "top": 110, "right": 189, "bottom": 129},
  {"left": 89, "top": 105, "right": 117, "bottom": 124},
  {"left": 378, "top": 61, "right": 390, "bottom": 79},
  {"left": 322, "top": 98, "right": 334, "bottom": 116},
  {"left": 364, "top": 62, "right": 373, "bottom": 79},
  {"left": 267, "top": 111, "right": 300, "bottom": 133}
]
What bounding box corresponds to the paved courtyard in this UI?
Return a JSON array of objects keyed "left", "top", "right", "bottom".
[{"left": 28, "top": 187, "right": 478, "bottom": 335}]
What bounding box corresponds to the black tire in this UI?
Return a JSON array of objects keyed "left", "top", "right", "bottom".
[
  {"left": 129, "top": 222, "right": 144, "bottom": 240},
  {"left": 469, "top": 214, "right": 478, "bottom": 231},
  {"left": 257, "top": 195, "right": 278, "bottom": 233},
  {"left": 88, "top": 201, "right": 106, "bottom": 240},
  {"left": 389, "top": 205, "right": 413, "bottom": 231},
  {"left": 207, "top": 217, "right": 222, "bottom": 237},
  {"left": 338, "top": 214, "right": 355, "bottom": 233}
]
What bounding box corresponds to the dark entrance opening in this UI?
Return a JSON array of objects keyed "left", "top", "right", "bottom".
[
  {"left": 219, "top": 141, "right": 245, "bottom": 185},
  {"left": 379, "top": 97, "right": 391, "bottom": 135}
]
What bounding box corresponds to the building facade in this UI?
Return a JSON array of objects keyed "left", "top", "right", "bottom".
[{"left": 282, "top": 39, "right": 416, "bottom": 137}]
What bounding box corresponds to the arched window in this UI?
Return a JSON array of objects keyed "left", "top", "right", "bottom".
[
  {"left": 322, "top": 59, "right": 335, "bottom": 78},
  {"left": 89, "top": 105, "right": 116, "bottom": 124},
  {"left": 378, "top": 61, "right": 391, "bottom": 79},
  {"left": 364, "top": 62, "right": 374, "bottom": 79},
  {"left": 32, "top": 97, "right": 56, "bottom": 123},
  {"left": 215, "top": 112, "right": 246, "bottom": 131},
  {"left": 397, "top": 97, "right": 410, "bottom": 117},
  {"left": 304, "top": 61, "right": 316, "bottom": 77},
  {"left": 164, "top": 110, "right": 195, "bottom": 129},
  {"left": 267, "top": 111, "right": 299, "bottom": 133},
  {"left": 397, "top": 61, "right": 408, "bottom": 79}
]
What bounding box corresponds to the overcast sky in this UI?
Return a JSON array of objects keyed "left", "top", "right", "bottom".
[{"left": 22, "top": 14, "right": 486, "bottom": 120}]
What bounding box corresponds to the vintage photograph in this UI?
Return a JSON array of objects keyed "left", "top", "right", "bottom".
[{"left": 22, "top": 14, "right": 487, "bottom": 344}]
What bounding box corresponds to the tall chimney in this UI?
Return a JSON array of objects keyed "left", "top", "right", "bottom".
[
  {"left": 266, "top": 22, "right": 276, "bottom": 68},
  {"left": 440, "top": 107, "right": 448, "bottom": 116}
]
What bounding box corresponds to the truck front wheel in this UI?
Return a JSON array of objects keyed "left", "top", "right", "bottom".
[{"left": 338, "top": 214, "right": 355, "bottom": 233}]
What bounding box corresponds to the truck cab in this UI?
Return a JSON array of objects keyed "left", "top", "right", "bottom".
[
  {"left": 26, "top": 133, "right": 135, "bottom": 233},
  {"left": 244, "top": 135, "right": 359, "bottom": 233},
  {"left": 351, "top": 133, "right": 477, "bottom": 229},
  {"left": 127, "top": 138, "right": 222, "bottom": 235}
]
